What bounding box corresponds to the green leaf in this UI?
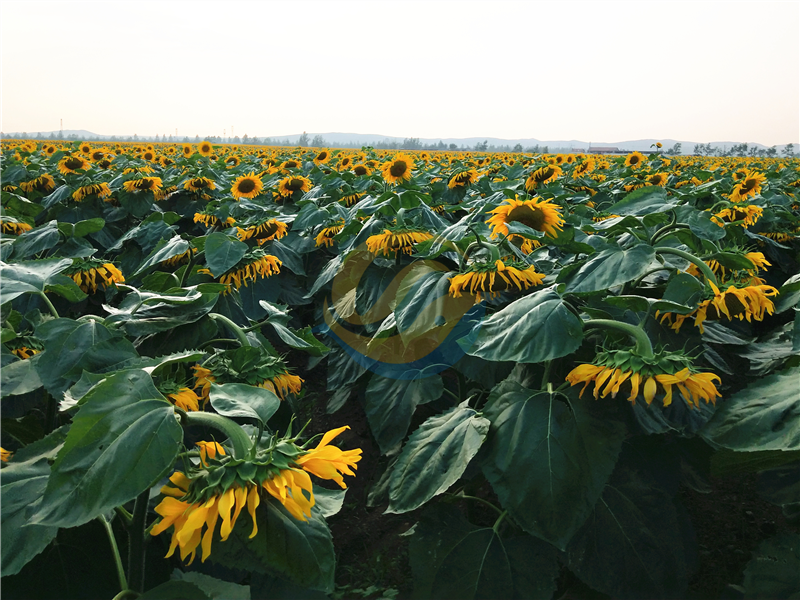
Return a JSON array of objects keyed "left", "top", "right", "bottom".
[
  {"left": 432, "top": 529, "right": 514, "bottom": 599},
  {"left": 138, "top": 581, "right": 211, "bottom": 600},
  {"left": 758, "top": 462, "right": 800, "bottom": 507},
  {"left": 0, "top": 426, "right": 69, "bottom": 576},
  {"left": 34, "top": 318, "right": 139, "bottom": 396},
  {"left": 103, "top": 286, "right": 219, "bottom": 336},
  {"left": 269, "top": 240, "right": 305, "bottom": 276},
  {"left": 171, "top": 571, "right": 249, "bottom": 600},
  {"left": 742, "top": 534, "right": 800, "bottom": 600},
  {"left": 209, "top": 382, "right": 280, "bottom": 425},
  {"left": 208, "top": 502, "right": 335, "bottom": 593},
  {"left": 11, "top": 220, "right": 61, "bottom": 259},
  {"left": 684, "top": 208, "right": 726, "bottom": 241},
  {"left": 459, "top": 286, "right": 583, "bottom": 364},
  {"left": 365, "top": 374, "right": 444, "bottom": 454},
  {"left": 41, "top": 184, "right": 72, "bottom": 209},
  {"left": 203, "top": 232, "right": 247, "bottom": 277},
  {"left": 606, "top": 186, "right": 677, "bottom": 216},
  {"left": 0, "top": 257, "right": 73, "bottom": 303},
  {"left": 481, "top": 384, "right": 626, "bottom": 550},
  {"left": 710, "top": 449, "right": 800, "bottom": 478},
  {"left": 387, "top": 401, "right": 490, "bottom": 513},
  {"left": 30, "top": 370, "right": 182, "bottom": 528},
  {"left": 565, "top": 461, "right": 688, "bottom": 599},
  {"left": 1, "top": 353, "right": 43, "bottom": 396},
  {"left": 131, "top": 235, "right": 191, "bottom": 277},
  {"left": 660, "top": 271, "right": 705, "bottom": 307},
  {"left": 701, "top": 368, "right": 800, "bottom": 451},
  {"left": 775, "top": 273, "right": 800, "bottom": 313},
  {"left": 563, "top": 244, "right": 657, "bottom": 293}
]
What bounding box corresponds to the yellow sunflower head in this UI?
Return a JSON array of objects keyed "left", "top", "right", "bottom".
[
  {"left": 313, "top": 149, "right": 330, "bottom": 165},
  {"left": 448, "top": 168, "right": 479, "bottom": 189},
  {"left": 79, "top": 142, "right": 92, "bottom": 154},
  {"left": 198, "top": 141, "right": 213, "bottom": 157},
  {"left": 647, "top": 173, "right": 668, "bottom": 187},
  {"left": 352, "top": 163, "right": 372, "bottom": 177},
  {"left": 230, "top": 172, "right": 264, "bottom": 200},
  {"left": 277, "top": 175, "right": 312, "bottom": 198},
  {"left": 525, "top": 165, "right": 562, "bottom": 191},
  {"left": 449, "top": 258, "right": 545, "bottom": 300},
  {"left": 381, "top": 153, "right": 416, "bottom": 185},
  {"left": 58, "top": 154, "right": 91, "bottom": 175},
  {"left": 365, "top": 228, "right": 434, "bottom": 257},
  {"left": 486, "top": 195, "right": 565, "bottom": 240},
  {"left": 624, "top": 152, "right": 646, "bottom": 169}
]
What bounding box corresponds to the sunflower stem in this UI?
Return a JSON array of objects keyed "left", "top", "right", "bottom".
[
  {"left": 207, "top": 313, "right": 250, "bottom": 347},
  {"left": 492, "top": 510, "right": 509, "bottom": 534},
  {"left": 448, "top": 493, "right": 504, "bottom": 516},
  {"left": 540, "top": 360, "right": 552, "bottom": 391},
  {"left": 179, "top": 249, "right": 204, "bottom": 288},
  {"left": 650, "top": 224, "right": 690, "bottom": 245},
  {"left": 110, "top": 590, "right": 140, "bottom": 600},
  {"left": 99, "top": 513, "right": 128, "bottom": 593},
  {"left": 183, "top": 411, "right": 253, "bottom": 459},
  {"left": 127, "top": 491, "right": 149, "bottom": 594},
  {"left": 37, "top": 292, "right": 59, "bottom": 319},
  {"left": 583, "top": 319, "right": 654, "bottom": 358},
  {"left": 654, "top": 247, "right": 718, "bottom": 286}
]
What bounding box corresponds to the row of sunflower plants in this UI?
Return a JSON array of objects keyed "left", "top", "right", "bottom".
[{"left": 1, "top": 138, "right": 800, "bottom": 599}]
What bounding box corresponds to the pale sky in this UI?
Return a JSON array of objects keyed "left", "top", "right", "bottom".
[{"left": 2, "top": 0, "right": 798, "bottom": 145}]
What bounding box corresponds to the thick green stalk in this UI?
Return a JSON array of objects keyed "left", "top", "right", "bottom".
[
  {"left": 37, "top": 292, "right": 59, "bottom": 319},
  {"left": 183, "top": 410, "right": 253, "bottom": 459},
  {"left": 99, "top": 514, "right": 128, "bottom": 593},
  {"left": 127, "top": 491, "right": 149, "bottom": 594},
  {"left": 583, "top": 319, "right": 654, "bottom": 358},
  {"left": 654, "top": 247, "right": 718, "bottom": 286},
  {"left": 207, "top": 313, "right": 250, "bottom": 347}
]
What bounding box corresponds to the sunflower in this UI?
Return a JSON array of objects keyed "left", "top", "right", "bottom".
[
  {"left": 123, "top": 176, "right": 164, "bottom": 194},
  {"left": 340, "top": 192, "right": 363, "bottom": 206},
  {"left": 685, "top": 251, "right": 770, "bottom": 283},
  {"left": 352, "top": 163, "right": 372, "bottom": 177},
  {"left": 198, "top": 248, "right": 282, "bottom": 291},
  {"left": 337, "top": 156, "right": 353, "bottom": 171},
  {"left": 194, "top": 212, "right": 236, "bottom": 228},
  {"left": 198, "top": 141, "right": 213, "bottom": 157},
  {"left": 449, "top": 259, "right": 545, "bottom": 300},
  {"left": 257, "top": 371, "right": 304, "bottom": 401},
  {"left": 1, "top": 448, "right": 12, "bottom": 463},
  {"left": 184, "top": 177, "right": 216, "bottom": 192},
  {"left": 294, "top": 426, "right": 362, "bottom": 489},
  {"left": 182, "top": 144, "right": 194, "bottom": 158},
  {"left": 161, "top": 383, "right": 201, "bottom": 412},
  {"left": 566, "top": 348, "right": 721, "bottom": 408},
  {"left": 195, "top": 441, "right": 225, "bottom": 467},
  {"left": 366, "top": 228, "right": 434, "bottom": 257},
  {"left": 657, "top": 281, "right": 779, "bottom": 333},
  {"left": 58, "top": 155, "right": 91, "bottom": 175},
  {"left": 647, "top": 172, "right": 668, "bottom": 187},
  {"left": 731, "top": 170, "right": 766, "bottom": 201},
  {"left": 225, "top": 155, "right": 241, "bottom": 169},
  {"left": 313, "top": 149, "right": 331, "bottom": 165},
  {"left": 280, "top": 158, "right": 302, "bottom": 171},
  {"left": 573, "top": 159, "right": 596, "bottom": 178},
  {"left": 486, "top": 195, "right": 565, "bottom": 240},
  {"left": 141, "top": 150, "right": 157, "bottom": 162},
  {"left": 229, "top": 172, "right": 263, "bottom": 201},
  {"left": 161, "top": 248, "right": 198, "bottom": 268},
  {"left": 72, "top": 182, "right": 112, "bottom": 201},
  {"left": 44, "top": 144, "right": 57, "bottom": 156},
  {"left": 524, "top": 165, "right": 562, "bottom": 191},
  {"left": 18, "top": 173, "right": 55, "bottom": 194},
  {"left": 276, "top": 175, "right": 312, "bottom": 198},
  {"left": 448, "top": 168, "right": 479, "bottom": 189},
  {"left": 236, "top": 219, "right": 289, "bottom": 243},
  {"left": 624, "top": 152, "right": 646, "bottom": 168},
  {"left": 713, "top": 205, "right": 763, "bottom": 227},
  {"left": 381, "top": 153, "right": 416, "bottom": 184},
  {"left": 79, "top": 142, "right": 92, "bottom": 154},
  {"left": 64, "top": 259, "right": 125, "bottom": 293},
  {"left": 314, "top": 220, "right": 345, "bottom": 247}
]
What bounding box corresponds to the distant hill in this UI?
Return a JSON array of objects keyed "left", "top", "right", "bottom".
[{"left": 2, "top": 130, "right": 797, "bottom": 156}]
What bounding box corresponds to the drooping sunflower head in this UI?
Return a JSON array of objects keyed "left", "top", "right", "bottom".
[
  {"left": 123, "top": 176, "right": 164, "bottom": 194},
  {"left": 573, "top": 159, "right": 596, "bottom": 177},
  {"left": 713, "top": 204, "right": 763, "bottom": 227},
  {"left": 449, "top": 258, "right": 545, "bottom": 300},
  {"left": 73, "top": 182, "right": 112, "bottom": 201},
  {"left": 1, "top": 218, "right": 33, "bottom": 235},
  {"left": 230, "top": 172, "right": 263, "bottom": 200},
  {"left": 566, "top": 347, "right": 721, "bottom": 408},
  {"left": 277, "top": 175, "right": 312, "bottom": 198},
  {"left": 314, "top": 220, "right": 346, "bottom": 247},
  {"left": 198, "top": 247, "right": 282, "bottom": 292},
  {"left": 340, "top": 192, "right": 363, "bottom": 206},
  {"left": 624, "top": 151, "right": 646, "bottom": 169},
  {"left": 64, "top": 258, "right": 125, "bottom": 294},
  {"left": 448, "top": 168, "right": 479, "bottom": 189},
  {"left": 58, "top": 154, "right": 91, "bottom": 175},
  {"left": 486, "top": 195, "right": 565, "bottom": 240},
  {"left": 381, "top": 153, "right": 416, "bottom": 185},
  {"left": 365, "top": 228, "right": 434, "bottom": 257},
  {"left": 236, "top": 218, "right": 289, "bottom": 243},
  {"left": 19, "top": 173, "right": 56, "bottom": 194},
  {"left": 184, "top": 176, "right": 217, "bottom": 192},
  {"left": 524, "top": 164, "right": 562, "bottom": 191}
]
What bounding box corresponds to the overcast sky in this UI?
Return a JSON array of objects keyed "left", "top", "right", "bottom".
[{"left": 2, "top": 0, "right": 798, "bottom": 145}]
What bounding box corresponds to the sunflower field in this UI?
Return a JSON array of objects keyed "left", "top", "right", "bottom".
[{"left": 1, "top": 138, "right": 799, "bottom": 600}]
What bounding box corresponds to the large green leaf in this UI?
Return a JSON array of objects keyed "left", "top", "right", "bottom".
[
  {"left": 565, "top": 462, "right": 688, "bottom": 599},
  {"left": 459, "top": 286, "right": 583, "bottom": 364},
  {"left": 131, "top": 235, "right": 191, "bottom": 277},
  {"left": 481, "top": 383, "right": 626, "bottom": 550},
  {"left": 30, "top": 369, "right": 182, "bottom": 528},
  {"left": 386, "top": 402, "right": 490, "bottom": 513},
  {"left": 701, "top": 367, "right": 800, "bottom": 451},
  {"left": 103, "top": 286, "right": 220, "bottom": 336},
  {"left": 34, "top": 318, "right": 139, "bottom": 396},
  {"left": 204, "top": 232, "right": 247, "bottom": 277},
  {"left": 207, "top": 502, "right": 335, "bottom": 593},
  {"left": 364, "top": 374, "right": 444, "bottom": 454},
  {"left": 0, "top": 257, "right": 73, "bottom": 303},
  {"left": 1, "top": 426, "right": 69, "bottom": 576},
  {"left": 1, "top": 353, "right": 43, "bottom": 396},
  {"left": 11, "top": 220, "right": 60, "bottom": 259},
  {"left": 606, "top": 186, "right": 677, "bottom": 216},
  {"left": 742, "top": 534, "right": 800, "bottom": 600},
  {"left": 562, "top": 244, "right": 657, "bottom": 293},
  {"left": 775, "top": 273, "right": 800, "bottom": 313},
  {"left": 209, "top": 382, "right": 280, "bottom": 425}
]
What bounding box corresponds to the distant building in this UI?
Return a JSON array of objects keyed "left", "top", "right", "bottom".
[{"left": 587, "top": 146, "right": 623, "bottom": 154}]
